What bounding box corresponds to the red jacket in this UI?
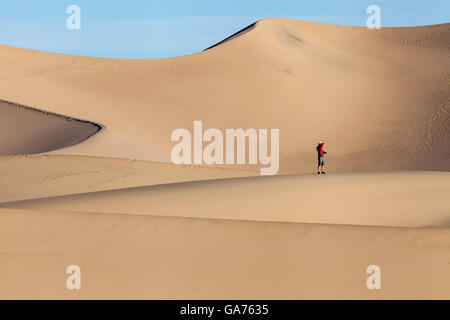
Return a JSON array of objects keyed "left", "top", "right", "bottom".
[{"left": 316, "top": 143, "right": 326, "bottom": 157}]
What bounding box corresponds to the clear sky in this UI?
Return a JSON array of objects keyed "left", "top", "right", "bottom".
[{"left": 0, "top": 0, "right": 448, "bottom": 59}]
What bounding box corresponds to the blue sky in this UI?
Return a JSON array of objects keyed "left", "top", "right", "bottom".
[{"left": 0, "top": 0, "right": 448, "bottom": 59}]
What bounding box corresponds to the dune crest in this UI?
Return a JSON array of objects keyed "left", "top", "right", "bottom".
[
  {"left": 0, "top": 18, "right": 449, "bottom": 299},
  {"left": 2, "top": 171, "right": 449, "bottom": 228},
  {"left": 0, "top": 100, "right": 100, "bottom": 155},
  {"left": 0, "top": 19, "right": 448, "bottom": 172}
]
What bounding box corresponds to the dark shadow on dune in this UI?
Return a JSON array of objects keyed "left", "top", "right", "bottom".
[
  {"left": 0, "top": 99, "right": 102, "bottom": 155},
  {"left": 203, "top": 22, "right": 257, "bottom": 51},
  {"left": 282, "top": 29, "right": 303, "bottom": 45}
]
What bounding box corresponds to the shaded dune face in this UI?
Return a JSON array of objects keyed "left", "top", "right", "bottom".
[{"left": 0, "top": 100, "right": 100, "bottom": 155}]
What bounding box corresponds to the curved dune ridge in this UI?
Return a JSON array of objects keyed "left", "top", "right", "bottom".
[
  {"left": 0, "top": 100, "right": 101, "bottom": 155},
  {"left": 2, "top": 170, "right": 449, "bottom": 228},
  {"left": 0, "top": 18, "right": 448, "bottom": 172},
  {"left": 0, "top": 18, "right": 449, "bottom": 299}
]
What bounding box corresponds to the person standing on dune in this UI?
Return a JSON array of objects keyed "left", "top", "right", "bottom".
[{"left": 316, "top": 141, "right": 327, "bottom": 174}]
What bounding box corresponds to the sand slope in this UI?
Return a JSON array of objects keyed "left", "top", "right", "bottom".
[
  {"left": 0, "top": 100, "right": 100, "bottom": 155},
  {"left": 0, "top": 18, "right": 449, "bottom": 299},
  {"left": 2, "top": 171, "right": 449, "bottom": 228},
  {"left": 0, "top": 19, "right": 448, "bottom": 172},
  {"left": 0, "top": 155, "right": 255, "bottom": 203},
  {"left": 1, "top": 208, "right": 449, "bottom": 299}
]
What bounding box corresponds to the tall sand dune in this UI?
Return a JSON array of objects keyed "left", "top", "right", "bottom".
[
  {"left": 0, "top": 18, "right": 449, "bottom": 299},
  {"left": 0, "top": 19, "right": 448, "bottom": 172}
]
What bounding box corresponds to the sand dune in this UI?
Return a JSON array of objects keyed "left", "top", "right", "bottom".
[
  {"left": 0, "top": 155, "right": 255, "bottom": 203},
  {"left": 45, "top": 127, "right": 168, "bottom": 162},
  {"left": 0, "top": 19, "right": 448, "bottom": 172},
  {"left": 0, "top": 100, "right": 100, "bottom": 155},
  {"left": 2, "top": 171, "right": 449, "bottom": 228},
  {"left": 0, "top": 18, "right": 449, "bottom": 299},
  {"left": 1, "top": 208, "right": 449, "bottom": 299}
]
